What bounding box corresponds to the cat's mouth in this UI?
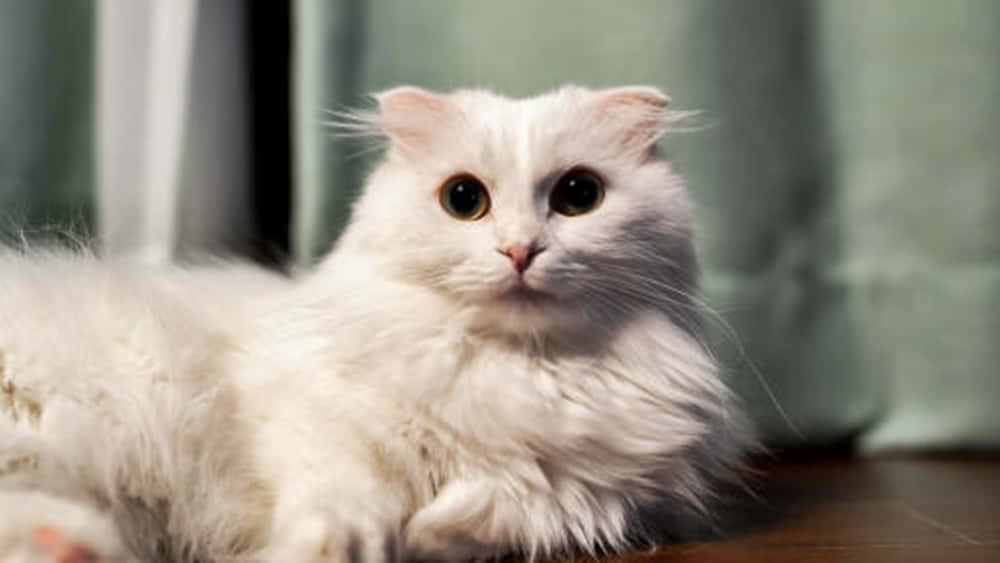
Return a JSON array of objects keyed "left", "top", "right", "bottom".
[{"left": 494, "top": 281, "right": 555, "bottom": 306}]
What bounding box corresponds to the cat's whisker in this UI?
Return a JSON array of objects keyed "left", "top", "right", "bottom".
[{"left": 581, "top": 267, "right": 800, "bottom": 438}]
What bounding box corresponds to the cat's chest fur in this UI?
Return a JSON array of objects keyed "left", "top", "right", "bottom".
[{"left": 245, "top": 267, "right": 710, "bottom": 500}]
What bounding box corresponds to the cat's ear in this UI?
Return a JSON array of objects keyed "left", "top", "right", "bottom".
[
  {"left": 589, "top": 86, "right": 672, "bottom": 151},
  {"left": 371, "top": 86, "right": 457, "bottom": 153}
]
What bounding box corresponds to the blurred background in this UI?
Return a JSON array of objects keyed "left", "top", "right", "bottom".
[{"left": 1, "top": 0, "right": 997, "bottom": 453}]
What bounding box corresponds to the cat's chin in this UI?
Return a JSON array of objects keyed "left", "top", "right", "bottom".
[
  {"left": 494, "top": 283, "right": 553, "bottom": 305},
  {"left": 476, "top": 284, "right": 582, "bottom": 335}
]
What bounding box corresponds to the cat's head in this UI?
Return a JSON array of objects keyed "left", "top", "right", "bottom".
[{"left": 335, "top": 85, "right": 699, "bottom": 335}]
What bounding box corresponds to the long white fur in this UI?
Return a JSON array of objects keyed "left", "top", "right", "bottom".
[{"left": 0, "top": 86, "right": 750, "bottom": 562}]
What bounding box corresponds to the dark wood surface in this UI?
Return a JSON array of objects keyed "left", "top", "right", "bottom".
[{"left": 572, "top": 455, "right": 1000, "bottom": 562}]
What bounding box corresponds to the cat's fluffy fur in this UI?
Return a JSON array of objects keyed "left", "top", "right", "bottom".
[{"left": 0, "top": 85, "right": 749, "bottom": 562}]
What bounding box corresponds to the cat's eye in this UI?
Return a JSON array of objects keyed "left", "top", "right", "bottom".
[
  {"left": 439, "top": 174, "right": 490, "bottom": 221},
  {"left": 550, "top": 168, "right": 605, "bottom": 216}
]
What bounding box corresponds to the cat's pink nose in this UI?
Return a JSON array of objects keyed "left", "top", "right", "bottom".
[{"left": 498, "top": 244, "right": 545, "bottom": 274}]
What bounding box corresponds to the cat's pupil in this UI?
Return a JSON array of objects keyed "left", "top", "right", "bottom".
[
  {"left": 551, "top": 169, "right": 604, "bottom": 216},
  {"left": 449, "top": 181, "right": 481, "bottom": 214},
  {"left": 565, "top": 176, "right": 598, "bottom": 209}
]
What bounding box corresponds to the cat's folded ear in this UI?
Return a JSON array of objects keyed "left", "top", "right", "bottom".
[
  {"left": 370, "top": 86, "right": 457, "bottom": 153},
  {"left": 589, "top": 86, "right": 674, "bottom": 152},
  {"left": 330, "top": 86, "right": 456, "bottom": 154}
]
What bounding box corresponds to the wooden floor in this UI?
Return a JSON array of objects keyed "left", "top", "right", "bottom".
[{"left": 575, "top": 455, "right": 1000, "bottom": 562}]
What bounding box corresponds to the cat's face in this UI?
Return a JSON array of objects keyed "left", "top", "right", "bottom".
[{"left": 339, "top": 86, "right": 697, "bottom": 335}]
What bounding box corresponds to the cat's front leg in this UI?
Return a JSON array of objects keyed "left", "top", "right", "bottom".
[
  {"left": 262, "top": 471, "right": 410, "bottom": 563},
  {"left": 402, "top": 480, "right": 506, "bottom": 562},
  {"left": 266, "top": 506, "right": 400, "bottom": 563}
]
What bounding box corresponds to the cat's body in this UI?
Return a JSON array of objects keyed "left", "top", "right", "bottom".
[{"left": 0, "top": 86, "right": 749, "bottom": 562}]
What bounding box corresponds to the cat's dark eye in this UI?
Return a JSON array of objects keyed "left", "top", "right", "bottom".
[
  {"left": 439, "top": 174, "right": 490, "bottom": 221},
  {"left": 550, "top": 168, "right": 605, "bottom": 216}
]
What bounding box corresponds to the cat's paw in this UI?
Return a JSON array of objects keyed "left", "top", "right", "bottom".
[
  {"left": 0, "top": 491, "right": 126, "bottom": 563},
  {"left": 29, "top": 525, "right": 104, "bottom": 563},
  {"left": 403, "top": 512, "right": 493, "bottom": 563},
  {"left": 265, "top": 510, "right": 400, "bottom": 563},
  {"left": 401, "top": 482, "right": 508, "bottom": 562}
]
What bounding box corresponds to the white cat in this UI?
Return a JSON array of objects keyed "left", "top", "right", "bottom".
[{"left": 0, "top": 85, "right": 750, "bottom": 562}]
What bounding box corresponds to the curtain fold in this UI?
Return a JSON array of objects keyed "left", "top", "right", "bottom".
[
  {"left": 292, "top": 0, "right": 367, "bottom": 264},
  {"left": 0, "top": 0, "right": 95, "bottom": 237},
  {"left": 818, "top": 0, "right": 1000, "bottom": 450},
  {"left": 676, "top": 0, "right": 875, "bottom": 448},
  {"left": 97, "top": 0, "right": 252, "bottom": 262}
]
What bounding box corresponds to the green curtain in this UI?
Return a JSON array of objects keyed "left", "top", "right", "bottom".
[
  {"left": 295, "top": 0, "right": 1000, "bottom": 451},
  {"left": 0, "top": 0, "right": 94, "bottom": 236},
  {"left": 820, "top": 1, "right": 1000, "bottom": 450}
]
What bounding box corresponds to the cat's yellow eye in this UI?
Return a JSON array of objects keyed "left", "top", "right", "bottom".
[
  {"left": 550, "top": 168, "right": 605, "bottom": 216},
  {"left": 439, "top": 174, "right": 490, "bottom": 221}
]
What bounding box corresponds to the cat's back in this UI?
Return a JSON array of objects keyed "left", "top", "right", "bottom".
[
  {"left": 0, "top": 252, "right": 288, "bottom": 559},
  {"left": 0, "top": 250, "right": 286, "bottom": 408}
]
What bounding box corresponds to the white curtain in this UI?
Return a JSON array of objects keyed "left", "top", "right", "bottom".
[{"left": 96, "top": 0, "right": 250, "bottom": 263}]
